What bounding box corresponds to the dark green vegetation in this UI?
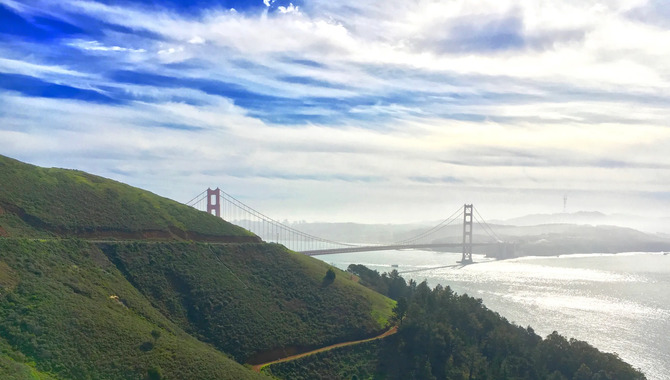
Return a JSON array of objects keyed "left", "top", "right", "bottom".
[
  {"left": 0, "top": 155, "right": 394, "bottom": 379},
  {"left": 0, "top": 335, "right": 57, "bottom": 380},
  {"left": 99, "top": 242, "right": 393, "bottom": 363},
  {"left": 0, "top": 239, "right": 264, "bottom": 380},
  {"left": 266, "top": 268, "right": 646, "bottom": 380},
  {"left": 264, "top": 339, "right": 382, "bottom": 380},
  {"left": 348, "top": 264, "right": 412, "bottom": 301},
  {"left": 0, "top": 155, "right": 256, "bottom": 241}
]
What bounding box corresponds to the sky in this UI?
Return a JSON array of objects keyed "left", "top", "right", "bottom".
[{"left": 1, "top": 0, "right": 670, "bottom": 225}]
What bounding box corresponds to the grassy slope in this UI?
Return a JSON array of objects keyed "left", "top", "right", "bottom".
[
  {"left": 0, "top": 239, "right": 265, "bottom": 380},
  {"left": 0, "top": 155, "right": 256, "bottom": 241},
  {"left": 101, "top": 242, "right": 395, "bottom": 363},
  {"left": 0, "top": 155, "right": 395, "bottom": 377}
]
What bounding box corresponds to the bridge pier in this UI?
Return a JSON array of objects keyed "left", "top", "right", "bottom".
[{"left": 461, "top": 204, "right": 473, "bottom": 264}]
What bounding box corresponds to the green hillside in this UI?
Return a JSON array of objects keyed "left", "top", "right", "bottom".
[
  {"left": 0, "top": 155, "right": 395, "bottom": 378},
  {"left": 0, "top": 239, "right": 265, "bottom": 380},
  {"left": 1, "top": 336, "right": 58, "bottom": 380},
  {"left": 100, "top": 241, "right": 394, "bottom": 363},
  {"left": 0, "top": 155, "right": 256, "bottom": 242}
]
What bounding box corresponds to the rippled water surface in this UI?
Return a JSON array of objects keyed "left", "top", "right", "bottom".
[{"left": 320, "top": 251, "right": 670, "bottom": 380}]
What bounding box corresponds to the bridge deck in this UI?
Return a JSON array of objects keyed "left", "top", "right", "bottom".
[{"left": 300, "top": 243, "right": 497, "bottom": 256}]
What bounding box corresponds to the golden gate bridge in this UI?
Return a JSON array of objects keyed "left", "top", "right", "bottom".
[{"left": 187, "top": 188, "right": 514, "bottom": 263}]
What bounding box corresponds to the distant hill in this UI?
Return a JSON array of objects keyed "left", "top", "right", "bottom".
[
  {"left": 285, "top": 221, "right": 428, "bottom": 244},
  {"left": 483, "top": 224, "right": 670, "bottom": 256},
  {"left": 283, "top": 219, "right": 670, "bottom": 257},
  {"left": 493, "top": 211, "right": 670, "bottom": 235},
  {"left": 0, "top": 155, "right": 394, "bottom": 379},
  {"left": 494, "top": 211, "right": 608, "bottom": 226},
  {"left": 287, "top": 207, "right": 670, "bottom": 263},
  {"left": 416, "top": 222, "right": 670, "bottom": 257}
]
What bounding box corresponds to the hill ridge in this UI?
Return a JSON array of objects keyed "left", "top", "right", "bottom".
[{"left": 0, "top": 154, "right": 258, "bottom": 242}]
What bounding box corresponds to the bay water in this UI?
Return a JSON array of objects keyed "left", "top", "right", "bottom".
[{"left": 318, "top": 250, "right": 670, "bottom": 380}]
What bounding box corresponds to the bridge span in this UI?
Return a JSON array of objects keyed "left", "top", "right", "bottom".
[
  {"left": 187, "top": 188, "right": 515, "bottom": 263},
  {"left": 301, "top": 243, "right": 500, "bottom": 256}
]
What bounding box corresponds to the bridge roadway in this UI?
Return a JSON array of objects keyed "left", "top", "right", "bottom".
[{"left": 301, "top": 242, "right": 498, "bottom": 256}]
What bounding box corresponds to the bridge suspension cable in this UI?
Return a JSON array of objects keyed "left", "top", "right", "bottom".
[
  {"left": 188, "top": 188, "right": 359, "bottom": 252},
  {"left": 392, "top": 205, "right": 464, "bottom": 246},
  {"left": 472, "top": 206, "right": 502, "bottom": 242},
  {"left": 221, "top": 189, "right": 358, "bottom": 247},
  {"left": 185, "top": 189, "right": 208, "bottom": 208}
]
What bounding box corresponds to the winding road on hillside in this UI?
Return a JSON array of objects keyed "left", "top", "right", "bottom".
[{"left": 251, "top": 326, "right": 398, "bottom": 373}]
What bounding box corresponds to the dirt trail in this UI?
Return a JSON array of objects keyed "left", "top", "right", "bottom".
[{"left": 251, "top": 326, "right": 398, "bottom": 373}]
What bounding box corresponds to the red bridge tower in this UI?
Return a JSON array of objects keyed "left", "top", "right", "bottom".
[{"left": 207, "top": 188, "right": 221, "bottom": 217}]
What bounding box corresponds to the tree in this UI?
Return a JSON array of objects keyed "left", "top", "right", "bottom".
[
  {"left": 387, "top": 270, "right": 408, "bottom": 300},
  {"left": 322, "top": 267, "right": 336, "bottom": 287},
  {"left": 393, "top": 297, "right": 408, "bottom": 325},
  {"left": 573, "top": 364, "right": 593, "bottom": 380},
  {"left": 547, "top": 371, "right": 569, "bottom": 380},
  {"left": 146, "top": 366, "right": 162, "bottom": 380}
]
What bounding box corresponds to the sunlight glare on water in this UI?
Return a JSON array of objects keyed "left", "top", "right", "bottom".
[{"left": 321, "top": 251, "right": 670, "bottom": 380}]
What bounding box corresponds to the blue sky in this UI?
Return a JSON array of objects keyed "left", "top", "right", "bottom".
[{"left": 2, "top": 0, "right": 670, "bottom": 226}]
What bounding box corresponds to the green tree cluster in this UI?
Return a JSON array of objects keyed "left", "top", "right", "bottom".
[
  {"left": 379, "top": 280, "right": 643, "bottom": 379},
  {"left": 269, "top": 267, "right": 646, "bottom": 380},
  {"left": 347, "top": 264, "right": 413, "bottom": 300}
]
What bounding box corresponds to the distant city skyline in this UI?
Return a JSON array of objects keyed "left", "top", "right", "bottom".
[{"left": 2, "top": 0, "right": 669, "bottom": 223}]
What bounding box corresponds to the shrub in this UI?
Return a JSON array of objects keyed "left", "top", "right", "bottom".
[{"left": 322, "top": 267, "right": 336, "bottom": 287}]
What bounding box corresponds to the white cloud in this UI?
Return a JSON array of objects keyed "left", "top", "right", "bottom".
[
  {"left": 3, "top": 0, "right": 670, "bottom": 222},
  {"left": 188, "top": 36, "right": 205, "bottom": 44},
  {"left": 157, "top": 46, "right": 182, "bottom": 55},
  {"left": 278, "top": 3, "right": 300, "bottom": 14},
  {"left": 0, "top": 57, "right": 89, "bottom": 78},
  {"left": 68, "top": 39, "right": 147, "bottom": 53}
]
